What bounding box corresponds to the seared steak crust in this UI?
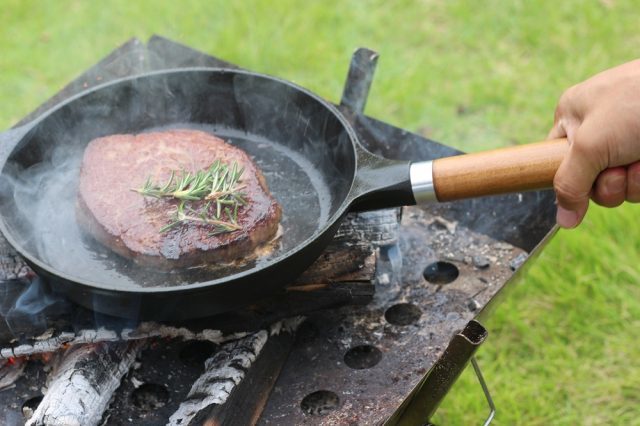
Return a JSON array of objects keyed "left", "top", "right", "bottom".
[{"left": 77, "top": 129, "right": 281, "bottom": 269}]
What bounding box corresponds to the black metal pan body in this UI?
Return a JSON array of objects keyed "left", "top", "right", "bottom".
[{"left": 0, "top": 69, "right": 415, "bottom": 320}]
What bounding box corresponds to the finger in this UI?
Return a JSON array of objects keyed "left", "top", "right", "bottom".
[
  {"left": 547, "top": 85, "right": 585, "bottom": 140},
  {"left": 547, "top": 116, "right": 581, "bottom": 143},
  {"left": 626, "top": 161, "right": 640, "bottom": 202},
  {"left": 592, "top": 167, "right": 627, "bottom": 207},
  {"left": 547, "top": 120, "right": 566, "bottom": 140}
]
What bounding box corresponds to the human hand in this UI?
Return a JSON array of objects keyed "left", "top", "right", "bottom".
[{"left": 548, "top": 59, "right": 640, "bottom": 228}]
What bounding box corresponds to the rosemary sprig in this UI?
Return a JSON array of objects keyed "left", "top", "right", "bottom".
[
  {"left": 158, "top": 200, "right": 242, "bottom": 234},
  {"left": 133, "top": 159, "right": 246, "bottom": 234}
]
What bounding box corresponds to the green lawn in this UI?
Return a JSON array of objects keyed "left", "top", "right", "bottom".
[{"left": 2, "top": 0, "right": 639, "bottom": 424}]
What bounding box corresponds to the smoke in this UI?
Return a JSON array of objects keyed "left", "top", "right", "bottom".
[
  {"left": 0, "top": 276, "right": 68, "bottom": 338},
  {"left": 4, "top": 145, "right": 82, "bottom": 270}
]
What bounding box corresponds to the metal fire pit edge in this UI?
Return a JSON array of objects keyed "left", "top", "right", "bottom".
[{"left": 387, "top": 226, "right": 558, "bottom": 425}]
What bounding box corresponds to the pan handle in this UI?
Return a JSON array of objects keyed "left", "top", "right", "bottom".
[
  {"left": 412, "top": 138, "right": 569, "bottom": 203},
  {"left": 351, "top": 138, "right": 568, "bottom": 211},
  {"left": 350, "top": 146, "right": 416, "bottom": 211}
]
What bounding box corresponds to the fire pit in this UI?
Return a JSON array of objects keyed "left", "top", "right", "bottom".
[{"left": 0, "top": 37, "right": 557, "bottom": 425}]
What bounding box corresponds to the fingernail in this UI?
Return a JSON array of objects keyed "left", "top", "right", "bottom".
[{"left": 556, "top": 206, "right": 579, "bottom": 229}]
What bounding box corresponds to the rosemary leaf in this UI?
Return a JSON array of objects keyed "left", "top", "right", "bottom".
[{"left": 135, "top": 159, "right": 247, "bottom": 234}]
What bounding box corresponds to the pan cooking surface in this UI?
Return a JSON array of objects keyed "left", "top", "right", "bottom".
[{"left": 10, "top": 124, "right": 332, "bottom": 289}]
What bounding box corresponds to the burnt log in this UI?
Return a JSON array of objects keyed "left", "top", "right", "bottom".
[
  {"left": 0, "top": 323, "right": 253, "bottom": 360},
  {"left": 0, "top": 235, "right": 32, "bottom": 281},
  {"left": 25, "top": 340, "right": 144, "bottom": 426},
  {"left": 0, "top": 357, "right": 26, "bottom": 391},
  {"left": 168, "top": 318, "right": 303, "bottom": 426}
]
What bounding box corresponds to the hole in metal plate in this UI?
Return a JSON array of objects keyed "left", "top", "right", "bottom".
[
  {"left": 131, "top": 383, "right": 170, "bottom": 411},
  {"left": 300, "top": 390, "right": 340, "bottom": 416},
  {"left": 344, "top": 345, "right": 382, "bottom": 369},
  {"left": 423, "top": 261, "right": 459, "bottom": 284},
  {"left": 385, "top": 303, "right": 422, "bottom": 326}
]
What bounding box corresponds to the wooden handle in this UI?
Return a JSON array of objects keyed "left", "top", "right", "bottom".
[{"left": 433, "top": 138, "right": 568, "bottom": 202}]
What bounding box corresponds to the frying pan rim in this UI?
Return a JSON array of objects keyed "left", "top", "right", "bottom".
[{"left": 0, "top": 67, "right": 361, "bottom": 294}]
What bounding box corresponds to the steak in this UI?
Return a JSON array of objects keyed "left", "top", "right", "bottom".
[{"left": 76, "top": 129, "right": 282, "bottom": 269}]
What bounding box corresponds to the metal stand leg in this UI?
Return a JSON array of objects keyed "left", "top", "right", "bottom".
[
  {"left": 388, "top": 321, "right": 490, "bottom": 425},
  {"left": 470, "top": 356, "right": 495, "bottom": 426}
]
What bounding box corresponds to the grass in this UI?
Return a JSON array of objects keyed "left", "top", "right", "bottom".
[{"left": 2, "top": 0, "right": 639, "bottom": 424}]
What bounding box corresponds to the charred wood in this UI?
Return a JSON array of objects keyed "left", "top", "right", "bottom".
[
  {"left": 0, "top": 323, "right": 250, "bottom": 360},
  {"left": 25, "top": 340, "right": 144, "bottom": 426},
  {"left": 0, "top": 357, "right": 26, "bottom": 391},
  {"left": 296, "top": 210, "right": 399, "bottom": 283},
  {"left": 0, "top": 234, "right": 32, "bottom": 281},
  {"left": 168, "top": 318, "right": 302, "bottom": 426}
]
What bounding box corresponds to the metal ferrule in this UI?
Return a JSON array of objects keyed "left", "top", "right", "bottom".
[{"left": 409, "top": 161, "right": 437, "bottom": 203}]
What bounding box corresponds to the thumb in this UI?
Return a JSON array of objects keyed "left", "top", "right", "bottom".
[{"left": 553, "top": 128, "right": 602, "bottom": 228}]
